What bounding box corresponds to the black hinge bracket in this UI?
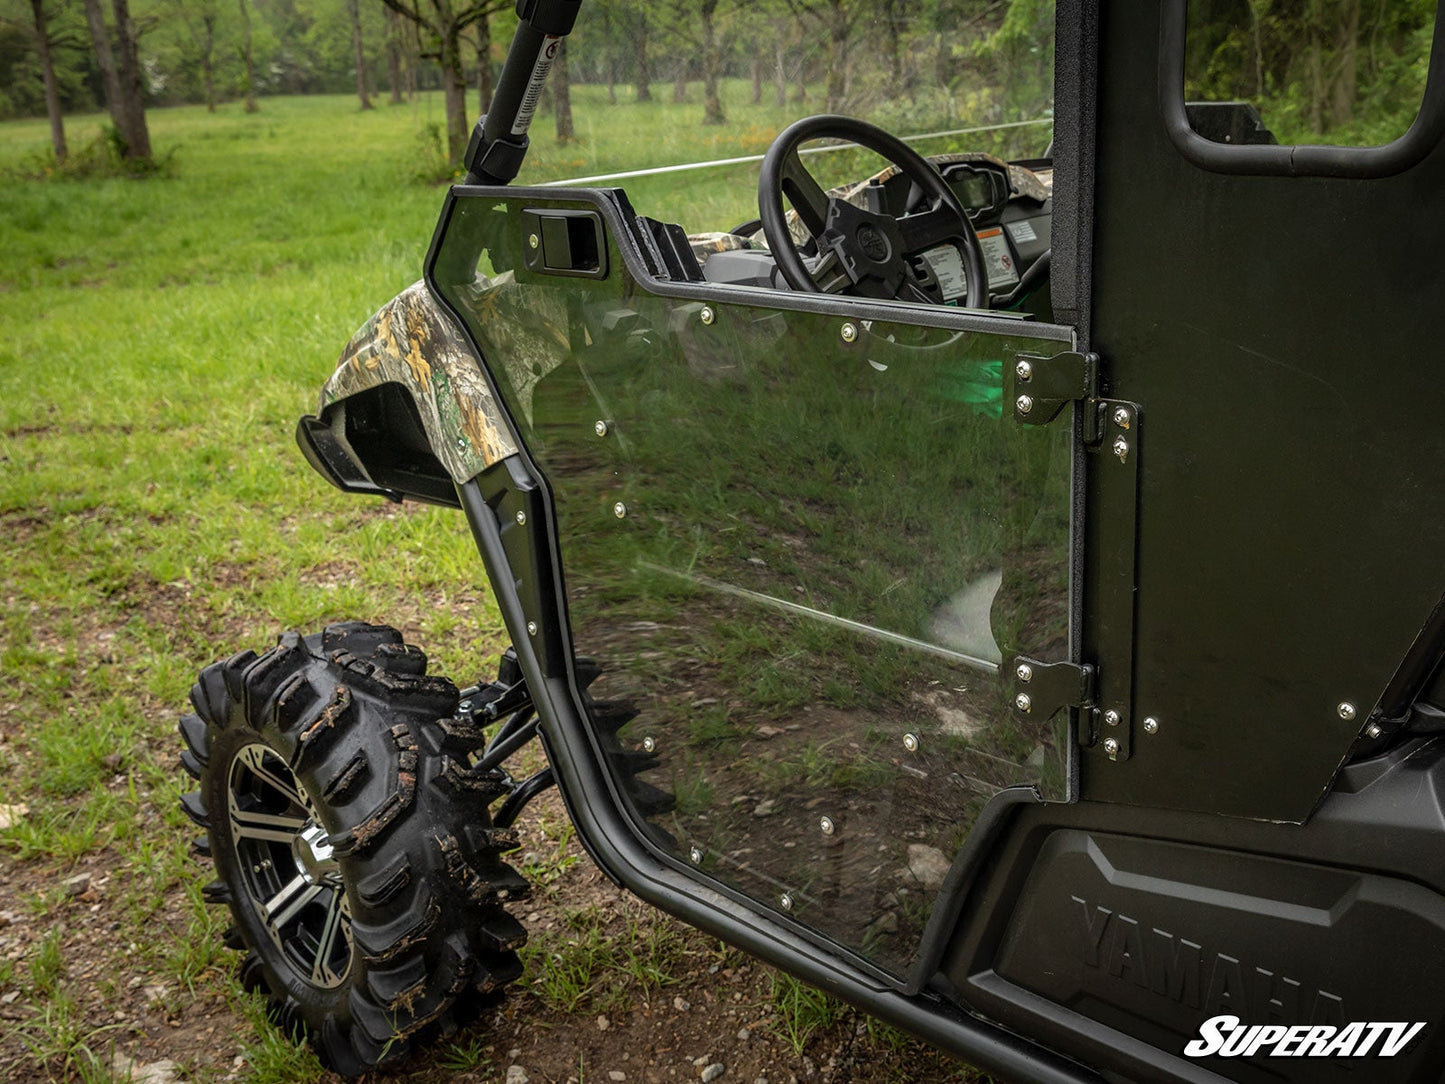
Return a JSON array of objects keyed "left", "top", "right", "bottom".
[
  {"left": 1011, "top": 656, "right": 1096, "bottom": 729},
  {"left": 1012, "top": 350, "right": 1099, "bottom": 426}
]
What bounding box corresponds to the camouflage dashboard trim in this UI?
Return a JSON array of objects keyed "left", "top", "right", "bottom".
[{"left": 321, "top": 280, "right": 518, "bottom": 483}]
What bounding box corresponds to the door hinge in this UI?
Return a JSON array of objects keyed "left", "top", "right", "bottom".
[
  {"left": 1012, "top": 350, "right": 1099, "bottom": 426},
  {"left": 1011, "top": 655, "right": 1095, "bottom": 723}
]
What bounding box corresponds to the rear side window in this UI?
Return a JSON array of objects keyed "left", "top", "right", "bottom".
[
  {"left": 1185, "top": 0, "right": 1435, "bottom": 147},
  {"left": 1160, "top": 0, "right": 1445, "bottom": 177}
]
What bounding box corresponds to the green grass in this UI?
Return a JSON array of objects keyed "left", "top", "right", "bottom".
[{"left": 0, "top": 80, "right": 1039, "bottom": 1080}]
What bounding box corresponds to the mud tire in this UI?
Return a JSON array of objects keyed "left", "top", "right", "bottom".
[{"left": 178, "top": 623, "right": 529, "bottom": 1075}]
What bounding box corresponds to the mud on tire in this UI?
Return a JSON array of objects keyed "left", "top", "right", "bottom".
[{"left": 178, "top": 622, "right": 529, "bottom": 1075}]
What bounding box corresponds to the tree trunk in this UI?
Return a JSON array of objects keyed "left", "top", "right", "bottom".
[
  {"left": 476, "top": 12, "right": 494, "bottom": 115},
  {"left": 773, "top": 23, "right": 787, "bottom": 107},
  {"left": 385, "top": 6, "right": 404, "bottom": 104},
  {"left": 82, "top": 0, "right": 126, "bottom": 136},
  {"left": 792, "top": 17, "right": 807, "bottom": 103},
  {"left": 884, "top": 0, "right": 904, "bottom": 88},
  {"left": 109, "top": 0, "right": 151, "bottom": 157},
  {"left": 1329, "top": 0, "right": 1360, "bottom": 129},
  {"left": 238, "top": 0, "right": 258, "bottom": 112},
  {"left": 349, "top": 0, "right": 373, "bottom": 109},
  {"left": 634, "top": 13, "right": 651, "bottom": 101},
  {"left": 554, "top": 38, "right": 574, "bottom": 142},
  {"left": 440, "top": 23, "right": 469, "bottom": 166},
  {"left": 701, "top": 0, "right": 725, "bottom": 124},
  {"left": 199, "top": 14, "right": 216, "bottom": 112},
  {"left": 30, "top": 0, "right": 67, "bottom": 161},
  {"left": 825, "top": 0, "right": 848, "bottom": 113},
  {"left": 672, "top": 59, "right": 687, "bottom": 103},
  {"left": 751, "top": 56, "right": 763, "bottom": 105}
]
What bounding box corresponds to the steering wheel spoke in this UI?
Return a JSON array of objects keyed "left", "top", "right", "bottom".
[{"left": 779, "top": 151, "right": 831, "bottom": 240}]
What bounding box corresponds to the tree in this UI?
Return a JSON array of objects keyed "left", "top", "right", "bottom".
[
  {"left": 236, "top": 0, "right": 256, "bottom": 110},
  {"left": 382, "top": 0, "right": 497, "bottom": 166},
  {"left": 655, "top": 0, "right": 726, "bottom": 124},
  {"left": 383, "top": 2, "right": 404, "bottom": 102},
  {"left": 28, "top": 0, "right": 66, "bottom": 159},
  {"left": 346, "top": 0, "right": 369, "bottom": 107},
  {"left": 81, "top": 0, "right": 150, "bottom": 157},
  {"left": 553, "top": 35, "right": 572, "bottom": 141}
]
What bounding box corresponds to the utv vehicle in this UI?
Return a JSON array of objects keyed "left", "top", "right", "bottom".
[{"left": 177, "top": 1, "right": 1445, "bottom": 1081}]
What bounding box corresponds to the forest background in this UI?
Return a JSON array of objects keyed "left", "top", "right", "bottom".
[{"left": 1, "top": 0, "right": 1438, "bottom": 181}]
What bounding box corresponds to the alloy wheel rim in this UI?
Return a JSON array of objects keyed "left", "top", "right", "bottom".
[{"left": 227, "top": 743, "right": 353, "bottom": 989}]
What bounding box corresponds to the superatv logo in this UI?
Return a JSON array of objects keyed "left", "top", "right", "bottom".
[{"left": 1185, "top": 1015, "right": 1425, "bottom": 1058}]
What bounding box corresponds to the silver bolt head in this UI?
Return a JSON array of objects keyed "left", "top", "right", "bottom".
[
  {"left": 515, "top": 510, "right": 527, "bottom": 526},
  {"left": 902, "top": 732, "right": 919, "bottom": 753},
  {"left": 1016, "top": 394, "right": 1034, "bottom": 416},
  {"left": 1338, "top": 701, "right": 1357, "bottom": 721},
  {"left": 1104, "top": 709, "right": 1121, "bottom": 727},
  {"left": 455, "top": 436, "right": 468, "bottom": 450},
  {"left": 819, "top": 816, "right": 835, "bottom": 836},
  {"left": 459, "top": 700, "right": 473, "bottom": 712},
  {"left": 700, "top": 306, "right": 716, "bottom": 325},
  {"left": 1015, "top": 360, "right": 1033, "bottom": 382},
  {"left": 613, "top": 502, "right": 628, "bottom": 519},
  {"left": 1113, "top": 437, "right": 1130, "bottom": 458},
  {"left": 689, "top": 846, "right": 703, "bottom": 864},
  {"left": 1113, "top": 406, "right": 1132, "bottom": 429},
  {"left": 526, "top": 621, "right": 538, "bottom": 636},
  {"left": 642, "top": 736, "right": 656, "bottom": 753},
  {"left": 780, "top": 892, "right": 794, "bottom": 910},
  {"left": 1015, "top": 693, "right": 1032, "bottom": 713},
  {"left": 1366, "top": 723, "right": 1383, "bottom": 739},
  {"left": 1143, "top": 716, "right": 1159, "bottom": 735},
  {"left": 528, "top": 233, "right": 540, "bottom": 249},
  {"left": 841, "top": 322, "right": 859, "bottom": 344},
  {"left": 594, "top": 419, "right": 609, "bottom": 437},
  {"left": 1103, "top": 737, "right": 1120, "bottom": 757},
  {"left": 1015, "top": 662, "right": 1033, "bottom": 683}
]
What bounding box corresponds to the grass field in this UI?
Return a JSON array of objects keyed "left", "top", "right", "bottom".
[{"left": 0, "top": 83, "right": 1006, "bottom": 1082}]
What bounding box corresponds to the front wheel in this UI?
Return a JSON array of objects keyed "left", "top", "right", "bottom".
[{"left": 179, "top": 623, "right": 529, "bottom": 1075}]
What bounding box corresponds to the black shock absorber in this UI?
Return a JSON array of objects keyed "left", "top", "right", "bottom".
[{"left": 464, "top": 0, "right": 585, "bottom": 186}]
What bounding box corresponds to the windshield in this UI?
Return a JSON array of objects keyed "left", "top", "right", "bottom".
[{"left": 505, "top": 0, "right": 1056, "bottom": 228}]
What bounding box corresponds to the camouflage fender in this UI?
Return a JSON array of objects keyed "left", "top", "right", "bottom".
[{"left": 321, "top": 281, "right": 518, "bottom": 482}]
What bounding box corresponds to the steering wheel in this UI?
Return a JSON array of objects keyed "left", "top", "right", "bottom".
[{"left": 759, "top": 115, "right": 988, "bottom": 308}]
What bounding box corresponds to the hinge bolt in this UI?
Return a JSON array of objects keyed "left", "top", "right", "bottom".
[
  {"left": 1113, "top": 437, "right": 1130, "bottom": 463},
  {"left": 1365, "top": 723, "right": 1383, "bottom": 740},
  {"left": 1113, "top": 407, "right": 1132, "bottom": 430},
  {"left": 1016, "top": 395, "right": 1034, "bottom": 416},
  {"left": 1015, "top": 693, "right": 1032, "bottom": 713},
  {"left": 819, "top": 816, "right": 835, "bottom": 836},
  {"left": 1337, "top": 702, "right": 1357, "bottom": 721},
  {"left": 1103, "top": 737, "right": 1120, "bottom": 759},
  {"left": 700, "top": 306, "right": 716, "bottom": 326},
  {"left": 613, "top": 502, "right": 628, "bottom": 519},
  {"left": 528, "top": 233, "right": 540, "bottom": 250},
  {"left": 1015, "top": 360, "right": 1033, "bottom": 382},
  {"left": 642, "top": 736, "right": 656, "bottom": 753},
  {"left": 1143, "top": 716, "right": 1159, "bottom": 735},
  {"left": 594, "top": 419, "right": 609, "bottom": 437},
  {"left": 841, "top": 322, "right": 859, "bottom": 343},
  {"left": 515, "top": 510, "right": 527, "bottom": 526},
  {"left": 902, "top": 732, "right": 919, "bottom": 753},
  {"left": 1015, "top": 663, "right": 1033, "bottom": 682},
  {"left": 1104, "top": 709, "right": 1121, "bottom": 727},
  {"left": 526, "top": 621, "right": 538, "bottom": 637},
  {"left": 780, "top": 891, "right": 794, "bottom": 910}
]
